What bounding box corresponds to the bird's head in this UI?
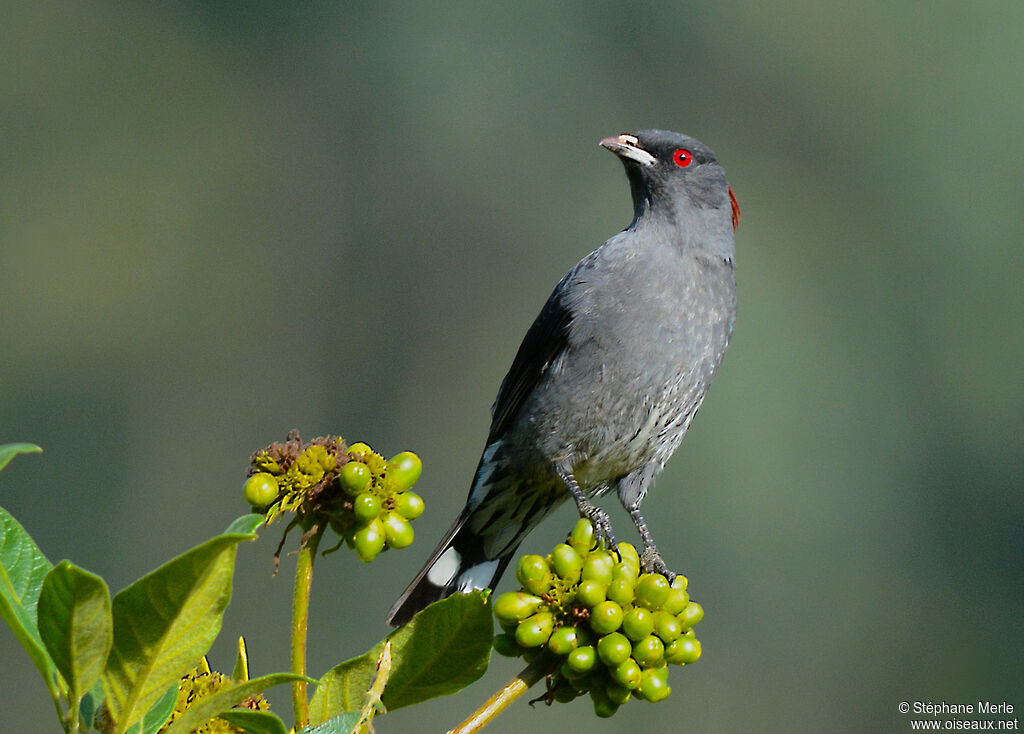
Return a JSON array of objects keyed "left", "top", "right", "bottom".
[{"left": 600, "top": 130, "right": 740, "bottom": 238}]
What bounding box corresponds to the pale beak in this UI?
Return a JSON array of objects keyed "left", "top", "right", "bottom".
[{"left": 599, "top": 134, "right": 657, "bottom": 167}]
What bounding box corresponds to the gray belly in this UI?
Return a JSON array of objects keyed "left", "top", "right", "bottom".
[{"left": 523, "top": 256, "right": 736, "bottom": 489}]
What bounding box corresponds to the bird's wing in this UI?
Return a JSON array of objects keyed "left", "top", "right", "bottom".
[{"left": 487, "top": 272, "right": 575, "bottom": 443}]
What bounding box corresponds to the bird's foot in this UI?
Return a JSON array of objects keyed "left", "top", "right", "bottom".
[
  {"left": 555, "top": 460, "right": 618, "bottom": 549},
  {"left": 576, "top": 501, "right": 617, "bottom": 550},
  {"left": 640, "top": 545, "right": 677, "bottom": 582}
]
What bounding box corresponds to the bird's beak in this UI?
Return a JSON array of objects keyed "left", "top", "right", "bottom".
[{"left": 599, "top": 134, "right": 657, "bottom": 167}]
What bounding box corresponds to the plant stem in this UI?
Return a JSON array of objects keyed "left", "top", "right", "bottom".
[
  {"left": 448, "top": 652, "right": 559, "bottom": 734},
  {"left": 291, "top": 523, "right": 323, "bottom": 729}
]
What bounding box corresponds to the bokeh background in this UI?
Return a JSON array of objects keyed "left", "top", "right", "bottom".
[{"left": 2, "top": 2, "right": 1021, "bottom": 732}]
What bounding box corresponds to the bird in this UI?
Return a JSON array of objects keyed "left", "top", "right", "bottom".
[{"left": 387, "top": 129, "right": 740, "bottom": 627}]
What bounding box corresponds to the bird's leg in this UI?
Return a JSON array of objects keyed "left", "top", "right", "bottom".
[
  {"left": 626, "top": 502, "right": 675, "bottom": 581},
  {"left": 553, "top": 460, "right": 616, "bottom": 548},
  {"left": 618, "top": 464, "right": 675, "bottom": 578}
]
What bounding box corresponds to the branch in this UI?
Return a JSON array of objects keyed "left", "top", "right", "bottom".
[
  {"left": 447, "top": 652, "right": 559, "bottom": 734},
  {"left": 291, "top": 523, "right": 324, "bottom": 728}
]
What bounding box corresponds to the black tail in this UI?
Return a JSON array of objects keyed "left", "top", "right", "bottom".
[{"left": 385, "top": 510, "right": 517, "bottom": 627}]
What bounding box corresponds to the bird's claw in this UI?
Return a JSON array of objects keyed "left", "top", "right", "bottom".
[
  {"left": 641, "top": 546, "right": 677, "bottom": 582},
  {"left": 578, "top": 503, "right": 617, "bottom": 550}
]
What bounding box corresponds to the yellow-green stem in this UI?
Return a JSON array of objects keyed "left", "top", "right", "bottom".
[
  {"left": 291, "top": 524, "right": 323, "bottom": 729},
  {"left": 448, "top": 652, "right": 559, "bottom": 734}
]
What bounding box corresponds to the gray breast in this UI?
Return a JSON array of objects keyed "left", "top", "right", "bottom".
[{"left": 527, "top": 243, "right": 736, "bottom": 487}]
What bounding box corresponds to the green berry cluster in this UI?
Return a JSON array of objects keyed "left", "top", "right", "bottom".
[
  {"left": 333, "top": 442, "right": 424, "bottom": 562},
  {"left": 492, "top": 519, "right": 703, "bottom": 717},
  {"left": 243, "top": 430, "right": 424, "bottom": 562}
]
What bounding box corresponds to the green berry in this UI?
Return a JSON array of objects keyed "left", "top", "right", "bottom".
[
  {"left": 589, "top": 600, "right": 624, "bottom": 635},
  {"left": 611, "top": 657, "right": 643, "bottom": 689},
  {"left": 352, "top": 519, "right": 386, "bottom": 562},
  {"left": 551, "top": 543, "right": 583, "bottom": 581},
  {"left": 662, "top": 586, "right": 690, "bottom": 615},
  {"left": 589, "top": 690, "right": 617, "bottom": 718},
  {"left": 493, "top": 591, "right": 543, "bottom": 624},
  {"left": 566, "top": 645, "right": 597, "bottom": 674},
  {"left": 582, "top": 550, "right": 615, "bottom": 585},
  {"left": 638, "top": 668, "right": 671, "bottom": 702},
  {"left": 606, "top": 682, "right": 632, "bottom": 705},
  {"left": 671, "top": 574, "right": 689, "bottom": 591},
  {"left": 568, "top": 518, "right": 595, "bottom": 552},
  {"left": 517, "top": 554, "right": 549, "bottom": 579},
  {"left": 552, "top": 677, "right": 580, "bottom": 703},
  {"left": 492, "top": 633, "right": 520, "bottom": 657},
  {"left": 632, "top": 635, "right": 665, "bottom": 667},
  {"left": 352, "top": 492, "right": 381, "bottom": 523},
  {"left": 665, "top": 635, "right": 701, "bottom": 665},
  {"left": 395, "top": 491, "right": 424, "bottom": 520},
  {"left": 515, "top": 612, "right": 554, "bottom": 648},
  {"left": 560, "top": 660, "right": 585, "bottom": 683},
  {"left": 680, "top": 601, "right": 704, "bottom": 629},
  {"left": 547, "top": 626, "right": 578, "bottom": 656},
  {"left": 590, "top": 687, "right": 619, "bottom": 718},
  {"left": 653, "top": 611, "right": 684, "bottom": 642},
  {"left": 617, "top": 542, "right": 641, "bottom": 570},
  {"left": 635, "top": 573, "right": 671, "bottom": 610},
  {"left": 523, "top": 576, "right": 552, "bottom": 597},
  {"left": 386, "top": 451, "right": 422, "bottom": 491},
  {"left": 612, "top": 561, "right": 639, "bottom": 582},
  {"left": 243, "top": 473, "right": 279, "bottom": 509},
  {"left": 596, "top": 632, "right": 632, "bottom": 666},
  {"left": 382, "top": 511, "right": 414, "bottom": 548},
  {"left": 516, "top": 554, "right": 552, "bottom": 596},
  {"left": 340, "top": 461, "right": 372, "bottom": 495},
  {"left": 575, "top": 579, "right": 607, "bottom": 608},
  {"left": 606, "top": 577, "right": 635, "bottom": 606},
  {"left": 497, "top": 616, "right": 519, "bottom": 634},
  {"left": 622, "top": 606, "right": 655, "bottom": 641},
  {"left": 346, "top": 442, "right": 372, "bottom": 457}
]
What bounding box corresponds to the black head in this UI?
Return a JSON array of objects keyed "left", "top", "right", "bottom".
[{"left": 601, "top": 129, "right": 739, "bottom": 233}]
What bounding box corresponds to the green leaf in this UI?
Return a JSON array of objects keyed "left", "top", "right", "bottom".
[
  {"left": 216, "top": 708, "right": 289, "bottom": 734},
  {"left": 0, "top": 442, "right": 41, "bottom": 474},
  {"left": 124, "top": 683, "right": 178, "bottom": 734},
  {"left": 37, "top": 560, "right": 113, "bottom": 706},
  {"left": 309, "top": 591, "right": 492, "bottom": 723},
  {"left": 162, "top": 673, "right": 311, "bottom": 734},
  {"left": 224, "top": 513, "right": 265, "bottom": 536},
  {"left": 0, "top": 505, "right": 60, "bottom": 697},
  {"left": 79, "top": 681, "right": 105, "bottom": 731},
  {"left": 101, "top": 519, "right": 260, "bottom": 734},
  {"left": 298, "top": 711, "right": 362, "bottom": 734}
]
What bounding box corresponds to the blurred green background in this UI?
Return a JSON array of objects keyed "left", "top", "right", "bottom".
[{"left": 2, "top": 2, "right": 1021, "bottom": 732}]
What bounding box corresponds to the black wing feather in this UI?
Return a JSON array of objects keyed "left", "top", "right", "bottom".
[{"left": 487, "top": 275, "right": 574, "bottom": 443}]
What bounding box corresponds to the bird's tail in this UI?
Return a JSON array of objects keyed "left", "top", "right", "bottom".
[
  {"left": 387, "top": 440, "right": 566, "bottom": 627},
  {"left": 385, "top": 508, "right": 518, "bottom": 627}
]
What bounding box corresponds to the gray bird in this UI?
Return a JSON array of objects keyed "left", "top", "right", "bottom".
[{"left": 387, "top": 129, "right": 739, "bottom": 627}]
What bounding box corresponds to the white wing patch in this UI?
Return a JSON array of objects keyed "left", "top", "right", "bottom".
[
  {"left": 457, "top": 560, "right": 499, "bottom": 591},
  {"left": 427, "top": 546, "right": 461, "bottom": 587}
]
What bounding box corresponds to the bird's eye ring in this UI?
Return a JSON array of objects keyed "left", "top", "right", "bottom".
[{"left": 672, "top": 148, "right": 693, "bottom": 167}]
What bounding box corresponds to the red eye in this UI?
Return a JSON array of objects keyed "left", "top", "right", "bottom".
[{"left": 672, "top": 148, "right": 693, "bottom": 167}]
